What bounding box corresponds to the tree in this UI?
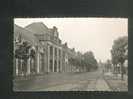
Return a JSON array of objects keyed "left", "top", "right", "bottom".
[
  {"left": 111, "top": 36, "right": 128, "bottom": 80},
  {"left": 83, "top": 51, "right": 98, "bottom": 71},
  {"left": 104, "top": 59, "right": 112, "bottom": 72},
  {"left": 15, "top": 41, "right": 35, "bottom": 75},
  {"left": 68, "top": 51, "right": 98, "bottom": 72},
  {"left": 15, "top": 41, "right": 31, "bottom": 59}
]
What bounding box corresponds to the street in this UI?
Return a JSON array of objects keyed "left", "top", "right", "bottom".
[
  {"left": 13, "top": 18, "right": 128, "bottom": 92},
  {"left": 13, "top": 67, "right": 112, "bottom": 91}
]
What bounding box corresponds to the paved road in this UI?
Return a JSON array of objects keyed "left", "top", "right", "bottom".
[{"left": 14, "top": 68, "right": 111, "bottom": 91}]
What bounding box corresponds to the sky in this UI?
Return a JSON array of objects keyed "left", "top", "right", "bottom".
[{"left": 14, "top": 18, "right": 128, "bottom": 62}]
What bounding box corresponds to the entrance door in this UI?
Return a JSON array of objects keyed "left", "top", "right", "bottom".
[
  {"left": 54, "top": 60, "right": 57, "bottom": 72},
  {"left": 49, "top": 60, "right": 53, "bottom": 72}
]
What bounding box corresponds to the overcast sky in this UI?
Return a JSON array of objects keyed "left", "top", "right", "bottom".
[{"left": 14, "top": 18, "right": 128, "bottom": 62}]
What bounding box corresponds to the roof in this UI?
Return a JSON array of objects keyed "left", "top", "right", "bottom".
[
  {"left": 62, "top": 43, "right": 76, "bottom": 58},
  {"left": 25, "top": 22, "right": 50, "bottom": 34},
  {"left": 14, "top": 24, "right": 38, "bottom": 45}
]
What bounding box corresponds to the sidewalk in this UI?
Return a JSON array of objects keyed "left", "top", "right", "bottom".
[
  {"left": 95, "top": 77, "right": 111, "bottom": 91},
  {"left": 104, "top": 73, "right": 128, "bottom": 91}
]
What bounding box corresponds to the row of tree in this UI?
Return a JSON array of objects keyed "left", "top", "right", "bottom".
[
  {"left": 110, "top": 36, "right": 128, "bottom": 80},
  {"left": 15, "top": 36, "right": 98, "bottom": 73},
  {"left": 68, "top": 51, "right": 98, "bottom": 72}
]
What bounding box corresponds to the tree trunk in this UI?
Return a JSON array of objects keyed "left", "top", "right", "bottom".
[
  {"left": 115, "top": 64, "right": 118, "bottom": 77},
  {"left": 114, "top": 64, "right": 117, "bottom": 76},
  {"left": 121, "top": 63, "right": 124, "bottom": 80}
]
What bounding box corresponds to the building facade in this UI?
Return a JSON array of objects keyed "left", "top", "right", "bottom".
[{"left": 14, "top": 22, "right": 78, "bottom": 77}]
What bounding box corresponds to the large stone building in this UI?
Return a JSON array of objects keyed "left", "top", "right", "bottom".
[
  {"left": 14, "top": 22, "right": 78, "bottom": 76},
  {"left": 14, "top": 24, "right": 44, "bottom": 76},
  {"left": 62, "top": 43, "right": 77, "bottom": 72}
]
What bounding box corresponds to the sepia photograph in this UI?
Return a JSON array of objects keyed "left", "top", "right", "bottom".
[{"left": 13, "top": 18, "right": 128, "bottom": 91}]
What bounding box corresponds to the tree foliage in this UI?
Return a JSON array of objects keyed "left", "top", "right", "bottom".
[
  {"left": 68, "top": 51, "right": 98, "bottom": 71},
  {"left": 83, "top": 51, "right": 98, "bottom": 71},
  {"left": 111, "top": 36, "right": 128, "bottom": 64},
  {"left": 15, "top": 41, "right": 35, "bottom": 60}
]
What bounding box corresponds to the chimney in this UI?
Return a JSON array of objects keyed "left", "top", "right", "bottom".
[
  {"left": 53, "top": 26, "right": 58, "bottom": 37},
  {"left": 72, "top": 48, "right": 75, "bottom": 52},
  {"left": 53, "top": 26, "right": 57, "bottom": 32},
  {"left": 64, "top": 42, "right": 67, "bottom": 47}
]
